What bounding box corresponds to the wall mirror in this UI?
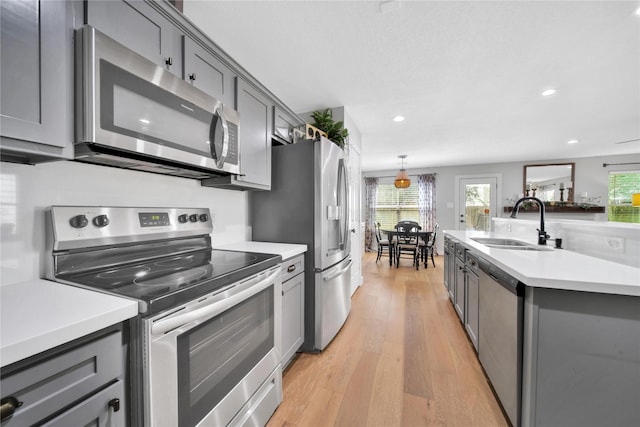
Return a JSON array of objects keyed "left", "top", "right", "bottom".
[{"left": 523, "top": 163, "right": 575, "bottom": 203}]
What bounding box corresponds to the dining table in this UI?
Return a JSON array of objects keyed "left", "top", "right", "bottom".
[{"left": 382, "top": 229, "right": 432, "bottom": 267}]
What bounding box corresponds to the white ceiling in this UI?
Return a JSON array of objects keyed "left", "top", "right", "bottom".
[{"left": 183, "top": 1, "right": 640, "bottom": 172}]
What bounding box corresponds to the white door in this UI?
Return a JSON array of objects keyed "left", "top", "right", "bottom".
[{"left": 456, "top": 176, "right": 499, "bottom": 231}]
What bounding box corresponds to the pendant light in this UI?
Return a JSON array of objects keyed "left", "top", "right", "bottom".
[{"left": 394, "top": 155, "right": 411, "bottom": 188}]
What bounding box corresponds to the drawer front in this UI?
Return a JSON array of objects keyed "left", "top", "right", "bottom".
[
  {"left": 466, "top": 252, "right": 480, "bottom": 275},
  {"left": 42, "top": 380, "right": 125, "bottom": 427},
  {"left": 1, "top": 332, "right": 123, "bottom": 425},
  {"left": 281, "top": 254, "right": 304, "bottom": 283},
  {"left": 454, "top": 243, "right": 466, "bottom": 261}
]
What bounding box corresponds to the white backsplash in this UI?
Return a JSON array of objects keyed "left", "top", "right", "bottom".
[
  {"left": 0, "top": 161, "right": 250, "bottom": 286},
  {"left": 493, "top": 217, "right": 640, "bottom": 268}
]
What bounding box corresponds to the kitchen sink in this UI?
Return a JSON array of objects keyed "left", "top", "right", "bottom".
[{"left": 471, "top": 237, "right": 554, "bottom": 251}]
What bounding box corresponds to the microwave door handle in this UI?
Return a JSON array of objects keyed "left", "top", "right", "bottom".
[
  {"left": 151, "top": 267, "right": 280, "bottom": 336},
  {"left": 209, "top": 106, "right": 229, "bottom": 168}
]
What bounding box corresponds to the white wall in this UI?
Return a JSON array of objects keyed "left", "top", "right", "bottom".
[
  {"left": 0, "top": 161, "right": 249, "bottom": 286},
  {"left": 363, "top": 153, "right": 640, "bottom": 254}
]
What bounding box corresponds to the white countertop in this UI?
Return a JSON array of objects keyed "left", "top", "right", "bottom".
[
  {"left": 445, "top": 230, "right": 640, "bottom": 297},
  {"left": 213, "top": 241, "right": 307, "bottom": 260},
  {"left": 1, "top": 279, "right": 138, "bottom": 367}
]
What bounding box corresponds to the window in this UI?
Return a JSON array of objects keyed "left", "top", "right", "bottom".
[
  {"left": 375, "top": 184, "right": 419, "bottom": 229},
  {"left": 608, "top": 171, "right": 640, "bottom": 223}
]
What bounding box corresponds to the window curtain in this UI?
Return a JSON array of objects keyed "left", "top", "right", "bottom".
[
  {"left": 364, "top": 177, "right": 379, "bottom": 252},
  {"left": 418, "top": 174, "right": 436, "bottom": 236}
]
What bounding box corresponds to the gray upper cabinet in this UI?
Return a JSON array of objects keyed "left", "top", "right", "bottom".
[
  {"left": 86, "top": 0, "right": 183, "bottom": 77},
  {"left": 183, "top": 36, "right": 235, "bottom": 105},
  {"left": 0, "top": 0, "right": 74, "bottom": 163},
  {"left": 234, "top": 78, "right": 273, "bottom": 190},
  {"left": 273, "top": 106, "right": 304, "bottom": 145},
  {"left": 202, "top": 77, "right": 273, "bottom": 190}
]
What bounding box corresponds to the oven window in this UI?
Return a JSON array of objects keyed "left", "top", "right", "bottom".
[{"left": 176, "top": 287, "right": 274, "bottom": 427}]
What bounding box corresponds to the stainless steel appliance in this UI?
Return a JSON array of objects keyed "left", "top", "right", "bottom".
[
  {"left": 75, "top": 25, "right": 240, "bottom": 179},
  {"left": 478, "top": 257, "right": 524, "bottom": 426},
  {"left": 251, "top": 137, "right": 352, "bottom": 352},
  {"left": 45, "top": 206, "right": 282, "bottom": 427}
]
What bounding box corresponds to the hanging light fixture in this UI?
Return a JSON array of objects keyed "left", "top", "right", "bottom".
[{"left": 394, "top": 155, "right": 411, "bottom": 188}]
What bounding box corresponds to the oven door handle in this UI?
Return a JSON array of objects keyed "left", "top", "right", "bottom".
[{"left": 151, "top": 267, "right": 280, "bottom": 336}]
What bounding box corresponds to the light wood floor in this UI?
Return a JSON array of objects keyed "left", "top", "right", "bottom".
[{"left": 267, "top": 252, "right": 508, "bottom": 427}]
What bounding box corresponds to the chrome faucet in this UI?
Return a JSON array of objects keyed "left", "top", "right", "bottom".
[{"left": 510, "top": 197, "right": 550, "bottom": 245}]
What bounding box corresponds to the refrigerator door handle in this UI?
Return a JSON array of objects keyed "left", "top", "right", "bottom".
[
  {"left": 323, "top": 258, "right": 353, "bottom": 282},
  {"left": 337, "top": 158, "right": 349, "bottom": 250}
]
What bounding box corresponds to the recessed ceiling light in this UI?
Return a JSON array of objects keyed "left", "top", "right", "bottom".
[
  {"left": 139, "top": 118, "right": 150, "bottom": 124},
  {"left": 393, "top": 115, "right": 405, "bottom": 122},
  {"left": 541, "top": 89, "right": 556, "bottom": 97},
  {"left": 635, "top": 7, "right": 640, "bottom": 15},
  {"left": 567, "top": 139, "right": 579, "bottom": 144}
]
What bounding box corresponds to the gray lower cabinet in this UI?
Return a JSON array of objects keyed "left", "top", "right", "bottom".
[
  {"left": 86, "top": 0, "right": 183, "bottom": 77},
  {"left": 464, "top": 252, "right": 480, "bottom": 352},
  {"left": 183, "top": 36, "right": 236, "bottom": 105},
  {"left": 0, "top": 0, "right": 74, "bottom": 163},
  {"left": 0, "top": 329, "right": 126, "bottom": 426},
  {"left": 280, "top": 254, "right": 305, "bottom": 368},
  {"left": 522, "top": 287, "right": 640, "bottom": 427},
  {"left": 453, "top": 255, "right": 466, "bottom": 321}
]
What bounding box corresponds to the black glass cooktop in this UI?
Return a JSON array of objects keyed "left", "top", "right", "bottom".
[{"left": 58, "top": 249, "right": 281, "bottom": 315}]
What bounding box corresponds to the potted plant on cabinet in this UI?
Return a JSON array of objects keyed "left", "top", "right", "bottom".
[{"left": 310, "top": 108, "right": 349, "bottom": 149}]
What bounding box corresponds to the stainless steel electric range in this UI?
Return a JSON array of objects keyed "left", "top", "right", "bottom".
[{"left": 45, "top": 206, "right": 283, "bottom": 427}]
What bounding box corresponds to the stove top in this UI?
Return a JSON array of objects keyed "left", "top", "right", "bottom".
[{"left": 57, "top": 249, "right": 281, "bottom": 315}]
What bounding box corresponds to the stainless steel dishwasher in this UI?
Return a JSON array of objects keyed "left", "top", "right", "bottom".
[{"left": 478, "top": 257, "right": 524, "bottom": 427}]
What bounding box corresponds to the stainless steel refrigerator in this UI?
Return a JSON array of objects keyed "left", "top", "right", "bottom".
[{"left": 250, "top": 137, "right": 352, "bottom": 352}]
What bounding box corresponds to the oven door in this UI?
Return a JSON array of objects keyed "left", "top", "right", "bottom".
[{"left": 143, "top": 266, "right": 282, "bottom": 427}]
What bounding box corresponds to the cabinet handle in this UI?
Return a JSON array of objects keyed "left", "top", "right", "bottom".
[
  {"left": 108, "top": 398, "right": 120, "bottom": 413},
  {"left": 165, "top": 57, "right": 173, "bottom": 66},
  {"left": 189, "top": 73, "right": 197, "bottom": 81},
  {"left": 1, "top": 397, "right": 23, "bottom": 421},
  {"left": 287, "top": 265, "right": 296, "bottom": 273}
]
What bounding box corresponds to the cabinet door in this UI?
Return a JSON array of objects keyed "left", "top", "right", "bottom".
[
  {"left": 465, "top": 271, "right": 479, "bottom": 351},
  {"left": 0, "top": 332, "right": 123, "bottom": 426},
  {"left": 234, "top": 78, "right": 273, "bottom": 190},
  {"left": 183, "top": 36, "right": 235, "bottom": 105},
  {"left": 0, "top": 0, "right": 73, "bottom": 161},
  {"left": 273, "top": 106, "right": 302, "bottom": 144},
  {"left": 454, "top": 258, "right": 465, "bottom": 321},
  {"left": 281, "top": 273, "right": 304, "bottom": 368},
  {"left": 86, "top": 0, "right": 182, "bottom": 77}
]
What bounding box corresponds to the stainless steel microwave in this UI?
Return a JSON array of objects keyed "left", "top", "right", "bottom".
[{"left": 75, "top": 25, "right": 240, "bottom": 179}]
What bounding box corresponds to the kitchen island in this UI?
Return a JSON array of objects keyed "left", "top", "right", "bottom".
[{"left": 445, "top": 230, "right": 640, "bottom": 427}]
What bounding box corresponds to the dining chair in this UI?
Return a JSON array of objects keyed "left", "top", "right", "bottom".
[
  {"left": 422, "top": 223, "right": 439, "bottom": 268},
  {"left": 375, "top": 222, "right": 392, "bottom": 264},
  {"left": 394, "top": 221, "right": 421, "bottom": 269}
]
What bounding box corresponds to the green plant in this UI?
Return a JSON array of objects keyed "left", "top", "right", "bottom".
[{"left": 310, "top": 108, "right": 349, "bottom": 148}]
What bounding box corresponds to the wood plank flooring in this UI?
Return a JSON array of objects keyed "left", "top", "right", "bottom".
[{"left": 267, "top": 252, "right": 508, "bottom": 427}]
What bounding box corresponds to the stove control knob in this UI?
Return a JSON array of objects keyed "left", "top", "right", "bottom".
[
  {"left": 69, "top": 214, "right": 88, "bottom": 229},
  {"left": 93, "top": 214, "right": 110, "bottom": 228},
  {"left": 199, "top": 214, "right": 209, "bottom": 222},
  {"left": 178, "top": 214, "right": 189, "bottom": 224},
  {"left": 189, "top": 214, "right": 198, "bottom": 223}
]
